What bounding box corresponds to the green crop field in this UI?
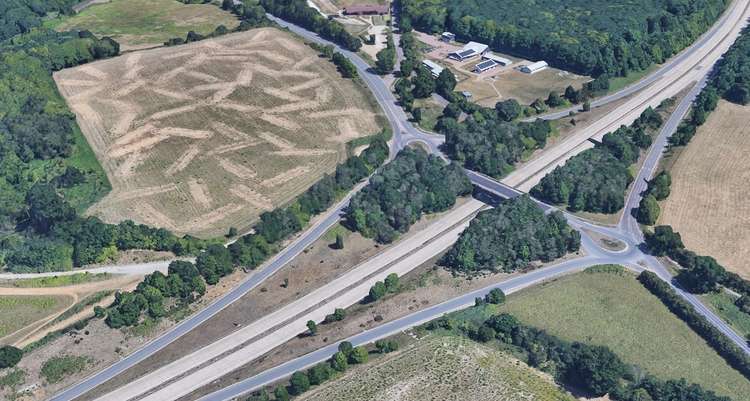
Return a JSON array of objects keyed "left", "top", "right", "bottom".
[
  {"left": 0, "top": 295, "right": 73, "bottom": 340},
  {"left": 297, "top": 335, "right": 574, "bottom": 401},
  {"left": 53, "top": 0, "right": 240, "bottom": 49},
  {"left": 496, "top": 269, "right": 750, "bottom": 399}
]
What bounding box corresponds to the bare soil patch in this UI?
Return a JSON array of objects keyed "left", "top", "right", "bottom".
[
  {"left": 659, "top": 100, "right": 750, "bottom": 278},
  {"left": 54, "top": 28, "right": 382, "bottom": 239}
]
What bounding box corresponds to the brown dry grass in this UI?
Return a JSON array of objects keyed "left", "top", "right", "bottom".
[
  {"left": 54, "top": 28, "right": 382, "bottom": 239},
  {"left": 416, "top": 31, "right": 589, "bottom": 106},
  {"left": 659, "top": 100, "right": 750, "bottom": 279}
]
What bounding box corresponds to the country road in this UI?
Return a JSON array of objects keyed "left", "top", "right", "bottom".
[{"left": 50, "top": 2, "right": 750, "bottom": 400}]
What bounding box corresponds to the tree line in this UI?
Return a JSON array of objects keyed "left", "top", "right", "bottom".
[
  {"left": 399, "top": 0, "right": 728, "bottom": 80},
  {"left": 0, "top": 19, "right": 220, "bottom": 272},
  {"left": 637, "top": 24, "right": 750, "bottom": 321},
  {"left": 308, "top": 42, "right": 358, "bottom": 78},
  {"left": 344, "top": 147, "right": 472, "bottom": 244},
  {"left": 669, "top": 26, "right": 750, "bottom": 149},
  {"left": 245, "top": 340, "right": 386, "bottom": 400},
  {"left": 229, "top": 135, "right": 389, "bottom": 268},
  {"left": 440, "top": 195, "right": 581, "bottom": 274},
  {"left": 103, "top": 133, "right": 389, "bottom": 329},
  {"left": 638, "top": 270, "right": 750, "bottom": 381},
  {"left": 531, "top": 107, "right": 662, "bottom": 213},
  {"left": 260, "top": 0, "right": 362, "bottom": 51},
  {"left": 645, "top": 226, "right": 750, "bottom": 301}
]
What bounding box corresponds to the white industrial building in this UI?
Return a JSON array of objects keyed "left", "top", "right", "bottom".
[
  {"left": 441, "top": 32, "right": 455, "bottom": 42},
  {"left": 482, "top": 53, "right": 512, "bottom": 66},
  {"left": 521, "top": 60, "right": 549, "bottom": 74},
  {"left": 448, "top": 41, "right": 489, "bottom": 61},
  {"left": 422, "top": 59, "right": 444, "bottom": 77}
]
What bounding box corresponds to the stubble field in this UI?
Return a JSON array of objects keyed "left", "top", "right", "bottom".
[
  {"left": 659, "top": 100, "right": 750, "bottom": 278},
  {"left": 54, "top": 28, "right": 382, "bottom": 239}
]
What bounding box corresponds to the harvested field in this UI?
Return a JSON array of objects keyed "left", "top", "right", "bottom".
[
  {"left": 659, "top": 100, "right": 750, "bottom": 279},
  {"left": 497, "top": 269, "right": 750, "bottom": 399},
  {"left": 53, "top": 0, "right": 240, "bottom": 51},
  {"left": 297, "top": 335, "right": 573, "bottom": 401},
  {"left": 54, "top": 28, "right": 382, "bottom": 238}
]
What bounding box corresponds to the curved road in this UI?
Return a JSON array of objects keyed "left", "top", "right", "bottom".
[{"left": 52, "top": 5, "right": 749, "bottom": 400}]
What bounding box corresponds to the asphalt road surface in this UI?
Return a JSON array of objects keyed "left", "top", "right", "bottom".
[
  {"left": 48, "top": 192, "right": 357, "bottom": 401},
  {"left": 51, "top": 5, "right": 750, "bottom": 400}
]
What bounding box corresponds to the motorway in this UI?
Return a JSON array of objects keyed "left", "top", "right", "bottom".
[
  {"left": 49, "top": 191, "right": 360, "bottom": 401},
  {"left": 504, "top": 0, "right": 750, "bottom": 192},
  {"left": 52, "top": 3, "right": 750, "bottom": 400}
]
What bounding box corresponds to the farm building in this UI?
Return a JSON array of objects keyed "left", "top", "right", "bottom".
[
  {"left": 474, "top": 59, "right": 499, "bottom": 73},
  {"left": 343, "top": 4, "right": 389, "bottom": 15},
  {"left": 441, "top": 32, "right": 456, "bottom": 42},
  {"left": 448, "top": 41, "right": 489, "bottom": 61},
  {"left": 482, "top": 53, "right": 512, "bottom": 66},
  {"left": 422, "top": 59, "right": 444, "bottom": 77},
  {"left": 521, "top": 61, "right": 549, "bottom": 74}
]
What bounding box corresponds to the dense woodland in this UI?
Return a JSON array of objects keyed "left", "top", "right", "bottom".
[
  {"left": 399, "top": 0, "right": 728, "bottom": 79},
  {"left": 344, "top": 148, "right": 472, "bottom": 244},
  {"left": 0, "top": 18, "right": 218, "bottom": 272},
  {"left": 429, "top": 302, "right": 734, "bottom": 401},
  {"left": 440, "top": 196, "right": 580, "bottom": 273},
  {"left": 0, "top": 0, "right": 78, "bottom": 42},
  {"left": 531, "top": 107, "right": 662, "bottom": 213},
  {"left": 439, "top": 110, "right": 553, "bottom": 178}
]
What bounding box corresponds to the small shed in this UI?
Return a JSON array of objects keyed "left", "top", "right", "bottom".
[
  {"left": 482, "top": 53, "right": 512, "bottom": 66},
  {"left": 422, "top": 59, "right": 444, "bottom": 78},
  {"left": 448, "top": 41, "right": 489, "bottom": 61},
  {"left": 441, "top": 32, "right": 456, "bottom": 42},
  {"left": 521, "top": 60, "right": 549, "bottom": 74},
  {"left": 343, "top": 4, "right": 389, "bottom": 15}
]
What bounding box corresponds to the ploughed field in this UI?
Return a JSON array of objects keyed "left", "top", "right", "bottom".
[
  {"left": 659, "top": 100, "right": 750, "bottom": 279},
  {"left": 54, "top": 28, "right": 382, "bottom": 238}
]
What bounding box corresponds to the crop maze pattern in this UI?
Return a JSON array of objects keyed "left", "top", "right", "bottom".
[{"left": 55, "top": 29, "right": 377, "bottom": 237}]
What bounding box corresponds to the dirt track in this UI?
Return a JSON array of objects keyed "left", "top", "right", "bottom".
[{"left": 0, "top": 275, "right": 142, "bottom": 347}]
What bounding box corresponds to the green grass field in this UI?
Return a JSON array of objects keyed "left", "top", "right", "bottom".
[
  {"left": 494, "top": 269, "right": 750, "bottom": 399},
  {"left": 4, "top": 273, "right": 111, "bottom": 288},
  {"left": 702, "top": 290, "right": 750, "bottom": 339},
  {"left": 0, "top": 295, "right": 72, "bottom": 339},
  {"left": 53, "top": 0, "right": 239, "bottom": 49},
  {"left": 297, "top": 335, "right": 573, "bottom": 401}
]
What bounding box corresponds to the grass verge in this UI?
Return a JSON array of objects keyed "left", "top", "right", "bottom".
[{"left": 494, "top": 269, "right": 750, "bottom": 399}]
